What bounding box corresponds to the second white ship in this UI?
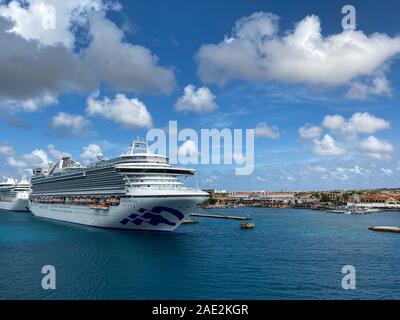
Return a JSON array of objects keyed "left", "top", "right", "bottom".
[
  {"left": 0, "top": 176, "right": 30, "bottom": 212},
  {"left": 29, "top": 139, "right": 209, "bottom": 231}
]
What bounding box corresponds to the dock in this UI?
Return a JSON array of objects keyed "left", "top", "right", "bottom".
[
  {"left": 369, "top": 226, "right": 400, "bottom": 233},
  {"left": 190, "top": 213, "right": 252, "bottom": 220}
]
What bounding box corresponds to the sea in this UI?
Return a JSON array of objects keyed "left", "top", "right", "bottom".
[{"left": 0, "top": 207, "right": 399, "bottom": 300}]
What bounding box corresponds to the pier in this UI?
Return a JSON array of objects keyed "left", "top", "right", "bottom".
[
  {"left": 369, "top": 226, "right": 400, "bottom": 233},
  {"left": 191, "top": 213, "right": 252, "bottom": 220}
]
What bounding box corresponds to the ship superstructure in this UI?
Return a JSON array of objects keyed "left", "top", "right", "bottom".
[
  {"left": 0, "top": 176, "right": 30, "bottom": 212},
  {"left": 29, "top": 139, "right": 209, "bottom": 231}
]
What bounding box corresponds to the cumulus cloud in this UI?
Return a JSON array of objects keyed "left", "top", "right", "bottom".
[
  {"left": 312, "top": 134, "right": 346, "bottom": 156},
  {"left": 346, "top": 75, "right": 392, "bottom": 100},
  {"left": 381, "top": 168, "right": 394, "bottom": 176},
  {"left": 0, "top": 142, "right": 70, "bottom": 176},
  {"left": 322, "top": 112, "right": 390, "bottom": 135},
  {"left": 0, "top": 142, "right": 14, "bottom": 157},
  {"left": 47, "top": 144, "right": 71, "bottom": 159},
  {"left": 7, "top": 149, "right": 50, "bottom": 169},
  {"left": 82, "top": 11, "right": 175, "bottom": 94},
  {"left": 196, "top": 12, "right": 400, "bottom": 96},
  {"left": 175, "top": 85, "right": 218, "bottom": 113},
  {"left": 86, "top": 92, "right": 152, "bottom": 129},
  {"left": 299, "top": 125, "right": 321, "bottom": 139},
  {"left": 359, "top": 136, "right": 394, "bottom": 159},
  {"left": 0, "top": 0, "right": 118, "bottom": 48},
  {"left": 254, "top": 122, "right": 280, "bottom": 139},
  {"left": 301, "top": 113, "right": 393, "bottom": 160},
  {"left": 304, "top": 164, "right": 367, "bottom": 181},
  {"left": 0, "top": 0, "right": 174, "bottom": 111},
  {"left": 50, "top": 112, "right": 92, "bottom": 137},
  {"left": 80, "top": 143, "right": 102, "bottom": 165},
  {"left": 322, "top": 115, "right": 346, "bottom": 131}
]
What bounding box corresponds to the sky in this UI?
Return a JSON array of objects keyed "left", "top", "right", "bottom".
[{"left": 1, "top": 0, "right": 400, "bottom": 191}]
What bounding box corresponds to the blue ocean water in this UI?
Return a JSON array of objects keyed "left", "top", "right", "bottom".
[{"left": 0, "top": 207, "right": 400, "bottom": 300}]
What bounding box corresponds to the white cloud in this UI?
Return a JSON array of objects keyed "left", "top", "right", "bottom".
[
  {"left": 80, "top": 143, "right": 102, "bottom": 165},
  {"left": 204, "top": 174, "right": 218, "bottom": 184},
  {"left": 0, "top": 142, "right": 71, "bottom": 176},
  {"left": 286, "top": 175, "right": 295, "bottom": 181},
  {"left": 330, "top": 167, "right": 350, "bottom": 180},
  {"left": 178, "top": 140, "right": 198, "bottom": 158},
  {"left": 256, "top": 176, "right": 267, "bottom": 182},
  {"left": 346, "top": 75, "right": 392, "bottom": 100},
  {"left": 0, "top": 0, "right": 107, "bottom": 49},
  {"left": 83, "top": 11, "right": 175, "bottom": 94},
  {"left": 8, "top": 149, "right": 49, "bottom": 169},
  {"left": 255, "top": 122, "right": 280, "bottom": 139},
  {"left": 313, "top": 165, "right": 328, "bottom": 173},
  {"left": 0, "top": 0, "right": 174, "bottom": 110},
  {"left": 0, "top": 142, "right": 14, "bottom": 157},
  {"left": 322, "top": 112, "right": 390, "bottom": 135},
  {"left": 196, "top": 12, "right": 400, "bottom": 96},
  {"left": 322, "top": 115, "right": 346, "bottom": 131},
  {"left": 348, "top": 112, "right": 390, "bottom": 134},
  {"left": 175, "top": 85, "right": 218, "bottom": 113},
  {"left": 318, "top": 166, "right": 366, "bottom": 181},
  {"left": 205, "top": 177, "right": 214, "bottom": 183},
  {"left": 51, "top": 112, "right": 92, "bottom": 137},
  {"left": 349, "top": 165, "right": 364, "bottom": 175},
  {"left": 13, "top": 94, "right": 58, "bottom": 112},
  {"left": 359, "top": 136, "right": 394, "bottom": 154},
  {"left": 299, "top": 125, "right": 321, "bottom": 139},
  {"left": 304, "top": 163, "right": 368, "bottom": 182},
  {"left": 47, "top": 144, "right": 71, "bottom": 160},
  {"left": 86, "top": 92, "right": 152, "bottom": 129},
  {"left": 312, "top": 134, "right": 346, "bottom": 156},
  {"left": 381, "top": 168, "right": 393, "bottom": 176},
  {"left": 301, "top": 113, "right": 392, "bottom": 161}
]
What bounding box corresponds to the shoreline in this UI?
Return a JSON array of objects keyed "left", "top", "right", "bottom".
[{"left": 198, "top": 203, "right": 400, "bottom": 212}]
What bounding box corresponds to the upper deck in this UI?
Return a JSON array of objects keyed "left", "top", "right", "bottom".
[{"left": 31, "top": 138, "right": 196, "bottom": 186}]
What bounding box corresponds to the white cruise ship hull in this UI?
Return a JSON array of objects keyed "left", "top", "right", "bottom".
[
  {"left": 29, "top": 195, "right": 206, "bottom": 231},
  {"left": 0, "top": 198, "right": 30, "bottom": 212}
]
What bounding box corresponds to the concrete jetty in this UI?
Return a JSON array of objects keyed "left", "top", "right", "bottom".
[
  {"left": 369, "top": 226, "right": 400, "bottom": 233},
  {"left": 191, "top": 213, "right": 252, "bottom": 220}
]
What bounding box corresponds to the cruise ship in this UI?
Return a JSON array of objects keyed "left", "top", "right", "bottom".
[
  {"left": 29, "top": 139, "right": 209, "bottom": 231},
  {"left": 0, "top": 176, "right": 30, "bottom": 211}
]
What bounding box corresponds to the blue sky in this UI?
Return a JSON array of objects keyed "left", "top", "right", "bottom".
[{"left": 1, "top": 0, "right": 400, "bottom": 191}]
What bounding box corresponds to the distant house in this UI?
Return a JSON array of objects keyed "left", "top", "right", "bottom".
[
  {"left": 228, "top": 191, "right": 295, "bottom": 202},
  {"left": 321, "top": 191, "right": 345, "bottom": 203},
  {"left": 229, "top": 192, "right": 252, "bottom": 201},
  {"left": 360, "top": 194, "right": 400, "bottom": 204},
  {"left": 347, "top": 194, "right": 361, "bottom": 204},
  {"left": 296, "top": 193, "right": 318, "bottom": 204},
  {"left": 381, "top": 190, "right": 400, "bottom": 196},
  {"left": 258, "top": 192, "right": 295, "bottom": 202}
]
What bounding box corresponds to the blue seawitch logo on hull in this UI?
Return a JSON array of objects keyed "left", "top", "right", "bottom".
[{"left": 120, "top": 206, "right": 184, "bottom": 227}]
